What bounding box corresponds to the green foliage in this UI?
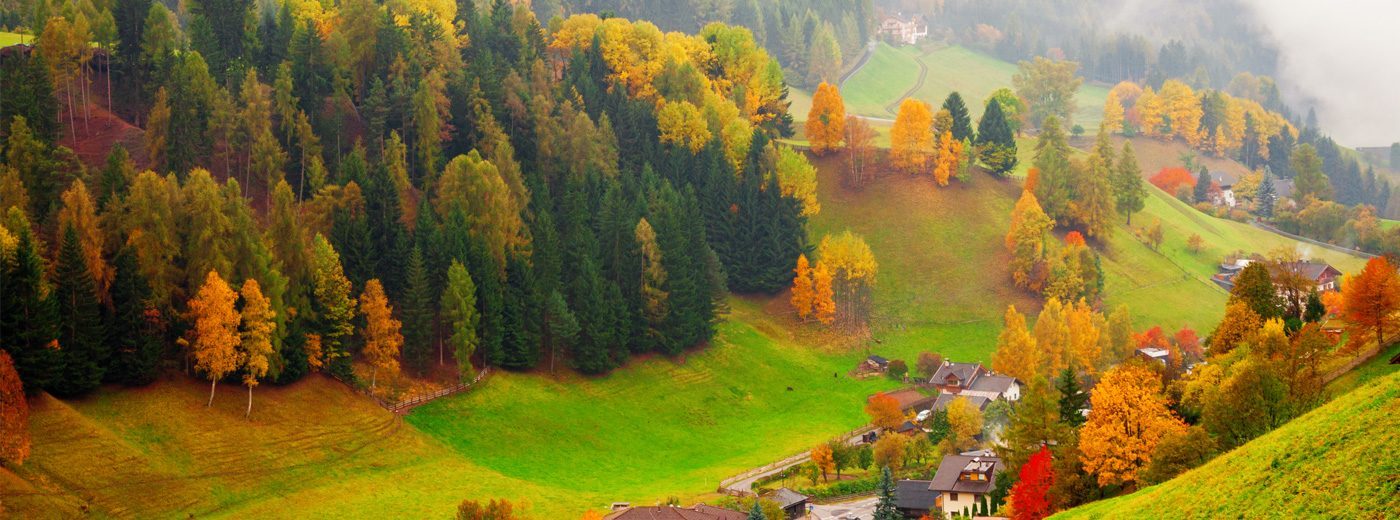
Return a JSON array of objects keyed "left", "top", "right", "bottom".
[
  {"left": 1228, "top": 262, "right": 1281, "bottom": 320},
  {"left": 1056, "top": 367, "right": 1087, "bottom": 427},
  {"left": 943, "top": 92, "right": 974, "bottom": 142},
  {"left": 0, "top": 219, "right": 59, "bottom": 393},
  {"left": 49, "top": 226, "right": 107, "bottom": 397},
  {"left": 873, "top": 466, "right": 900, "bottom": 520},
  {"left": 976, "top": 97, "right": 1018, "bottom": 176}
]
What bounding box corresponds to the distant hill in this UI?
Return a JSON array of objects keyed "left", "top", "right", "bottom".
[{"left": 1054, "top": 370, "right": 1400, "bottom": 519}]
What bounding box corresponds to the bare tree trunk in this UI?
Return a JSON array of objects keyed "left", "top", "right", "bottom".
[
  {"left": 246, "top": 385, "right": 253, "bottom": 418},
  {"left": 208, "top": 380, "right": 217, "bottom": 407},
  {"left": 107, "top": 52, "right": 112, "bottom": 111},
  {"left": 82, "top": 68, "right": 91, "bottom": 132},
  {"left": 67, "top": 80, "right": 76, "bottom": 141}
]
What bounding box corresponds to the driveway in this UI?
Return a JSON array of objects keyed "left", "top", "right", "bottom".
[{"left": 808, "top": 496, "right": 878, "bottom": 520}]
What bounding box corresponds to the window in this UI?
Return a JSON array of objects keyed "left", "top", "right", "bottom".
[{"left": 950, "top": 492, "right": 959, "bottom": 501}]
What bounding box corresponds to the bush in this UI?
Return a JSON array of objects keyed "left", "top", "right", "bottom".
[
  {"left": 887, "top": 359, "right": 908, "bottom": 381},
  {"left": 1150, "top": 167, "right": 1196, "bottom": 194},
  {"left": 797, "top": 473, "right": 881, "bottom": 499}
]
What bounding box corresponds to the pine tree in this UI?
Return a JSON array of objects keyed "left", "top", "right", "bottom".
[
  {"left": 1113, "top": 141, "right": 1146, "bottom": 224},
  {"left": 635, "top": 218, "right": 670, "bottom": 352},
  {"left": 1194, "top": 167, "right": 1211, "bottom": 203},
  {"left": 442, "top": 260, "right": 480, "bottom": 381},
  {"left": 499, "top": 255, "right": 541, "bottom": 369},
  {"left": 976, "top": 96, "right": 1018, "bottom": 175},
  {"left": 747, "top": 499, "right": 766, "bottom": 520},
  {"left": 874, "top": 466, "right": 900, "bottom": 520},
  {"left": 943, "top": 91, "right": 974, "bottom": 142},
  {"left": 401, "top": 246, "right": 435, "bottom": 375},
  {"left": 51, "top": 225, "right": 107, "bottom": 397},
  {"left": 1255, "top": 167, "right": 1276, "bottom": 218},
  {"left": 1032, "top": 116, "right": 1073, "bottom": 221},
  {"left": 106, "top": 248, "right": 164, "bottom": 386},
  {"left": 0, "top": 222, "right": 60, "bottom": 393},
  {"left": 1056, "top": 367, "right": 1088, "bottom": 427}
]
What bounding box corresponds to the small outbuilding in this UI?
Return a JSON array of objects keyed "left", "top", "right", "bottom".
[{"left": 765, "top": 488, "right": 809, "bottom": 519}]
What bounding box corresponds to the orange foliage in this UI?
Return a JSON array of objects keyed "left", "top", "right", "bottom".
[
  {"left": 1064, "top": 231, "right": 1086, "bottom": 247},
  {"left": 1148, "top": 167, "right": 1196, "bottom": 194},
  {"left": 865, "top": 392, "right": 904, "bottom": 430},
  {"left": 1079, "top": 364, "right": 1186, "bottom": 487},
  {"left": 1024, "top": 167, "right": 1041, "bottom": 193},
  {"left": 806, "top": 82, "right": 846, "bottom": 155},
  {"left": 0, "top": 349, "right": 29, "bottom": 465},
  {"left": 1135, "top": 326, "right": 1169, "bottom": 349},
  {"left": 1340, "top": 257, "right": 1400, "bottom": 353},
  {"left": 791, "top": 254, "right": 815, "bottom": 320}
]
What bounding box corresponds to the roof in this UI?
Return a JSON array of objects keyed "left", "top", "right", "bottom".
[
  {"left": 767, "top": 488, "right": 808, "bottom": 509},
  {"left": 606, "top": 505, "right": 746, "bottom": 520},
  {"left": 867, "top": 355, "right": 889, "bottom": 366},
  {"left": 895, "top": 479, "right": 938, "bottom": 510},
  {"left": 930, "top": 362, "right": 984, "bottom": 386},
  {"left": 929, "top": 455, "right": 1004, "bottom": 495},
  {"left": 1137, "top": 347, "right": 1170, "bottom": 359},
  {"left": 930, "top": 393, "right": 990, "bottom": 412},
  {"left": 1297, "top": 262, "right": 1342, "bottom": 281},
  {"left": 968, "top": 375, "right": 1018, "bottom": 395}
]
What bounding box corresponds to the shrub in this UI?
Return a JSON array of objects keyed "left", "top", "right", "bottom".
[{"left": 1150, "top": 167, "right": 1196, "bottom": 194}]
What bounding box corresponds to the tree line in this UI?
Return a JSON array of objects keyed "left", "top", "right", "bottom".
[{"left": 0, "top": 1, "right": 817, "bottom": 408}]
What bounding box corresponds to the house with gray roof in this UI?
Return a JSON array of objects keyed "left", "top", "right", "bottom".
[
  {"left": 764, "top": 488, "right": 808, "bottom": 519},
  {"left": 895, "top": 453, "right": 1004, "bottom": 517},
  {"left": 928, "top": 361, "right": 1021, "bottom": 403}
]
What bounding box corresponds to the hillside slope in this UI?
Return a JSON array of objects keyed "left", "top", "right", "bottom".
[{"left": 1055, "top": 370, "right": 1400, "bottom": 519}]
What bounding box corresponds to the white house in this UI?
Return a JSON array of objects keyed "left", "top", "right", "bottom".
[{"left": 878, "top": 15, "right": 928, "bottom": 45}]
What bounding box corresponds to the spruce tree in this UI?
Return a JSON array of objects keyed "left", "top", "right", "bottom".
[
  {"left": 1113, "top": 141, "right": 1146, "bottom": 224},
  {"left": 1255, "top": 167, "right": 1276, "bottom": 218},
  {"left": 400, "top": 246, "right": 435, "bottom": 375},
  {"left": 976, "top": 97, "right": 1017, "bottom": 176},
  {"left": 0, "top": 222, "right": 60, "bottom": 393},
  {"left": 1194, "top": 166, "right": 1212, "bottom": 203},
  {"left": 874, "top": 466, "right": 900, "bottom": 520},
  {"left": 1056, "top": 367, "right": 1088, "bottom": 427},
  {"left": 746, "top": 499, "right": 766, "bottom": 520},
  {"left": 51, "top": 225, "right": 107, "bottom": 396},
  {"left": 499, "top": 255, "right": 541, "bottom": 369},
  {"left": 107, "top": 248, "right": 164, "bottom": 386},
  {"left": 943, "top": 91, "right": 974, "bottom": 142}
]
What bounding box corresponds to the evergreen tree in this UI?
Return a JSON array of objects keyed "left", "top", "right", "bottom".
[
  {"left": 746, "top": 499, "right": 766, "bottom": 520},
  {"left": 1113, "top": 141, "right": 1146, "bottom": 224},
  {"left": 0, "top": 222, "right": 59, "bottom": 393},
  {"left": 1033, "top": 116, "right": 1074, "bottom": 222},
  {"left": 400, "top": 246, "right": 435, "bottom": 375},
  {"left": 499, "top": 255, "right": 541, "bottom": 369},
  {"left": 943, "top": 92, "right": 974, "bottom": 142},
  {"left": 1194, "top": 166, "right": 1211, "bottom": 203},
  {"left": 1255, "top": 167, "right": 1277, "bottom": 218},
  {"left": 873, "top": 466, "right": 900, "bottom": 520},
  {"left": 106, "top": 248, "right": 164, "bottom": 386},
  {"left": 441, "top": 260, "right": 479, "bottom": 381},
  {"left": 51, "top": 225, "right": 107, "bottom": 396},
  {"left": 1056, "top": 367, "right": 1087, "bottom": 427},
  {"left": 976, "top": 97, "right": 1018, "bottom": 176}
]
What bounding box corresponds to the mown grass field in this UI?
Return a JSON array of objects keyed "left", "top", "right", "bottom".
[
  {"left": 792, "top": 44, "right": 1112, "bottom": 131},
  {"left": 1054, "top": 370, "right": 1400, "bottom": 519},
  {"left": 0, "top": 31, "right": 25, "bottom": 47}
]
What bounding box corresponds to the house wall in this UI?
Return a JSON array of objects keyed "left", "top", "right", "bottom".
[{"left": 940, "top": 491, "right": 984, "bottom": 516}]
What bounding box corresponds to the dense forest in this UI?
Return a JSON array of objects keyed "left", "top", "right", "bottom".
[
  {"left": 533, "top": 0, "right": 873, "bottom": 89},
  {"left": 0, "top": 0, "right": 817, "bottom": 400}
]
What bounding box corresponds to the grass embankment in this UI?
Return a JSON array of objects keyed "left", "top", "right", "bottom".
[
  {"left": 1054, "top": 370, "right": 1400, "bottom": 519},
  {"left": 0, "top": 31, "right": 26, "bottom": 47}
]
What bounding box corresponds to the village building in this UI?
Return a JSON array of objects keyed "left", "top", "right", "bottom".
[
  {"left": 604, "top": 504, "right": 746, "bottom": 520},
  {"left": 878, "top": 15, "right": 928, "bottom": 45},
  {"left": 928, "top": 361, "right": 1020, "bottom": 402},
  {"left": 895, "top": 452, "right": 1004, "bottom": 517},
  {"left": 863, "top": 355, "right": 891, "bottom": 373},
  {"left": 764, "top": 488, "right": 809, "bottom": 519},
  {"left": 1212, "top": 258, "right": 1342, "bottom": 294}
]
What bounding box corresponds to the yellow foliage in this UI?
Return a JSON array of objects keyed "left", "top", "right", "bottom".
[
  {"left": 774, "top": 146, "right": 820, "bottom": 216},
  {"left": 1102, "top": 90, "right": 1125, "bottom": 134},
  {"left": 1079, "top": 363, "right": 1186, "bottom": 487},
  {"left": 1033, "top": 298, "right": 1069, "bottom": 375},
  {"left": 57, "top": 180, "right": 112, "bottom": 300},
  {"left": 790, "top": 254, "right": 815, "bottom": 320},
  {"left": 806, "top": 82, "right": 846, "bottom": 155},
  {"left": 1135, "top": 87, "right": 1164, "bottom": 138},
  {"left": 1160, "top": 80, "right": 1203, "bottom": 147},
  {"left": 359, "top": 279, "right": 403, "bottom": 388},
  {"left": 817, "top": 231, "right": 878, "bottom": 284},
  {"left": 992, "top": 305, "right": 1041, "bottom": 383},
  {"left": 890, "top": 99, "right": 934, "bottom": 173},
  {"left": 946, "top": 396, "right": 985, "bottom": 449},
  {"left": 1066, "top": 299, "right": 1101, "bottom": 375},
  {"left": 812, "top": 262, "right": 836, "bottom": 326},
  {"left": 189, "top": 270, "right": 241, "bottom": 405},
  {"left": 656, "top": 100, "right": 711, "bottom": 153}
]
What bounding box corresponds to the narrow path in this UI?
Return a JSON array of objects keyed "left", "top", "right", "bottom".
[
  {"left": 882, "top": 51, "right": 929, "bottom": 117},
  {"left": 1249, "top": 221, "right": 1376, "bottom": 259},
  {"left": 718, "top": 426, "right": 875, "bottom": 495},
  {"left": 838, "top": 41, "right": 878, "bottom": 90}
]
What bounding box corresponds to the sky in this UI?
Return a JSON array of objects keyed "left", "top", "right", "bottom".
[{"left": 1237, "top": 0, "right": 1400, "bottom": 147}]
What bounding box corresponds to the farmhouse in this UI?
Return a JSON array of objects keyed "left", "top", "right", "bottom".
[
  {"left": 928, "top": 361, "right": 1021, "bottom": 402},
  {"left": 929, "top": 392, "right": 991, "bottom": 413},
  {"left": 895, "top": 453, "right": 1004, "bottom": 517},
  {"left": 1212, "top": 258, "right": 1342, "bottom": 294},
  {"left": 878, "top": 15, "right": 928, "bottom": 45},
  {"left": 764, "top": 488, "right": 809, "bottom": 519},
  {"left": 604, "top": 504, "right": 746, "bottom": 520},
  {"left": 864, "top": 355, "right": 891, "bottom": 372}
]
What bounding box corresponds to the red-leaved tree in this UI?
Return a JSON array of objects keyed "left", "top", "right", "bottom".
[{"left": 1010, "top": 445, "right": 1054, "bottom": 520}]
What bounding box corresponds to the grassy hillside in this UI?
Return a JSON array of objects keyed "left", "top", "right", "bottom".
[
  {"left": 839, "top": 42, "right": 923, "bottom": 117},
  {"left": 804, "top": 44, "right": 1112, "bottom": 130},
  {"left": 0, "top": 32, "right": 25, "bottom": 47},
  {"left": 1055, "top": 370, "right": 1400, "bottom": 519}
]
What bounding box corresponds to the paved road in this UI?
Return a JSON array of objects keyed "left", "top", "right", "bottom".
[
  {"left": 721, "top": 427, "right": 875, "bottom": 494},
  {"left": 809, "top": 496, "right": 878, "bottom": 520}
]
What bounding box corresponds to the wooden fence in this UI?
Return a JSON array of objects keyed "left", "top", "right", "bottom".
[
  {"left": 333, "top": 367, "right": 492, "bottom": 414},
  {"left": 717, "top": 424, "right": 877, "bottom": 494}
]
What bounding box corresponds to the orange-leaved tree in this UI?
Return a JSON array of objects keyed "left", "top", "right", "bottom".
[
  {"left": 865, "top": 391, "right": 904, "bottom": 430},
  {"left": 1079, "top": 363, "right": 1185, "bottom": 488},
  {"left": 189, "top": 270, "right": 241, "bottom": 407},
  {"left": 806, "top": 82, "right": 846, "bottom": 155},
  {"left": 239, "top": 278, "right": 276, "bottom": 418},
  {"left": 360, "top": 279, "right": 404, "bottom": 389},
  {"left": 812, "top": 261, "right": 836, "bottom": 325},
  {"left": 1006, "top": 190, "right": 1054, "bottom": 290},
  {"left": 1340, "top": 256, "right": 1400, "bottom": 356},
  {"left": 0, "top": 349, "right": 30, "bottom": 465},
  {"left": 992, "top": 305, "right": 1041, "bottom": 383},
  {"left": 933, "top": 130, "right": 959, "bottom": 186},
  {"left": 890, "top": 98, "right": 934, "bottom": 173},
  {"left": 811, "top": 442, "right": 835, "bottom": 482},
  {"left": 791, "top": 254, "right": 816, "bottom": 320}
]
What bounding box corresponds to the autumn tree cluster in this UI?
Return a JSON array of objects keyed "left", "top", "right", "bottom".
[
  {"left": 1, "top": 2, "right": 825, "bottom": 407},
  {"left": 991, "top": 299, "right": 1134, "bottom": 385}
]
